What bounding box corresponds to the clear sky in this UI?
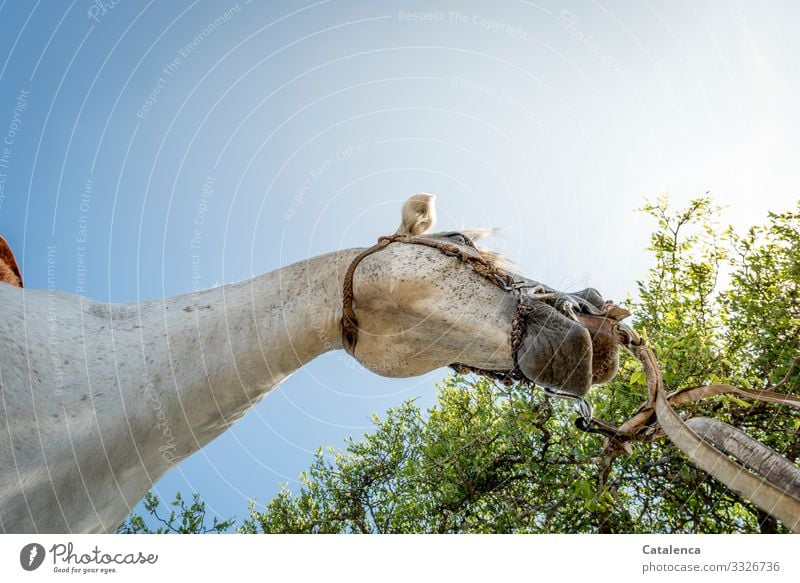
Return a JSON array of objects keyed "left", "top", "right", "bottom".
[{"left": 0, "top": 0, "right": 798, "bottom": 525}]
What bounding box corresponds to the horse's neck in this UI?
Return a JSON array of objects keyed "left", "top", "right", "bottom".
[
  {"left": 133, "top": 248, "right": 358, "bottom": 465},
  {"left": 0, "top": 248, "right": 362, "bottom": 532}
]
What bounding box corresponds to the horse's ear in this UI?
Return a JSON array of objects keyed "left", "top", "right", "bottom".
[
  {"left": 396, "top": 193, "right": 437, "bottom": 236},
  {"left": 0, "top": 235, "right": 23, "bottom": 287}
]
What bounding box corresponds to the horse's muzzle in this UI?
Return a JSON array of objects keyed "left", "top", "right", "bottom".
[{"left": 515, "top": 288, "right": 628, "bottom": 398}]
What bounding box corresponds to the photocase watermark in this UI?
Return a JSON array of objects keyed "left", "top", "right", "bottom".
[
  {"left": 190, "top": 175, "right": 215, "bottom": 299},
  {"left": 0, "top": 88, "right": 30, "bottom": 211},
  {"left": 398, "top": 10, "right": 529, "bottom": 40},
  {"left": 308, "top": 291, "right": 410, "bottom": 373},
  {"left": 652, "top": 61, "right": 677, "bottom": 106},
  {"left": 25, "top": 541, "right": 159, "bottom": 574},
  {"left": 450, "top": 74, "right": 562, "bottom": 154},
  {"left": 20, "top": 543, "right": 46, "bottom": 571},
  {"left": 730, "top": 4, "right": 756, "bottom": 53},
  {"left": 556, "top": 10, "right": 626, "bottom": 75},
  {"left": 142, "top": 373, "right": 178, "bottom": 465},
  {"left": 87, "top": 0, "right": 122, "bottom": 24},
  {"left": 46, "top": 246, "right": 66, "bottom": 397},
  {"left": 362, "top": 358, "right": 410, "bottom": 374},
  {"left": 284, "top": 142, "right": 369, "bottom": 221},
  {"left": 136, "top": 4, "right": 244, "bottom": 120},
  {"left": 75, "top": 176, "right": 93, "bottom": 294},
  {"left": 21, "top": 540, "right": 159, "bottom": 574}
]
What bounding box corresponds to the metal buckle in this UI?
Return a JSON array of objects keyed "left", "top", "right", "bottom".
[{"left": 543, "top": 387, "right": 594, "bottom": 425}]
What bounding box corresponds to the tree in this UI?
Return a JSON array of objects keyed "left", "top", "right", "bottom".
[
  {"left": 116, "top": 491, "right": 235, "bottom": 534},
  {"left": 119, "top": 198, "right": 800, "bottom": 534}
]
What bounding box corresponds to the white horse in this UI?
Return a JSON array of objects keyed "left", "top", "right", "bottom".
[{"left": 0, "top": 196, "right": 620, "bottom": 533}]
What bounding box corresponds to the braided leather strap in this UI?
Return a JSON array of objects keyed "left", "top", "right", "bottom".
[{"left": 341, "top": 234, "right": 515, "bottom": 358}]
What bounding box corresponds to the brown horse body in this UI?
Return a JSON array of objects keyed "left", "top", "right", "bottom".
[{"left": 0, "top": 236, "right": 22, "bottom": 288}]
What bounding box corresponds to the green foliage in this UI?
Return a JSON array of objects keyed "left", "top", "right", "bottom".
[
  {"left": 116, "top": 491, "right": 235, "bottom": 534},
  {"left": 238, "top": 380, "right": 617, "bottom": 533},
  {"left": 120, "top": 197, "right": 800, "bottom": 534}
]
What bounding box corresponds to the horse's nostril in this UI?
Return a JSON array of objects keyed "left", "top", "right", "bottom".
[
  {"left": 575, "top": 312, "right": 624, "bottom": 385},
  {"left": 515, "top": 301, "right": 594, "bottom": 398}
]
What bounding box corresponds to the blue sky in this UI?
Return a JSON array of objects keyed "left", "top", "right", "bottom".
[{"left": 1, "top": 0, "right": 798, "bottom": 526}]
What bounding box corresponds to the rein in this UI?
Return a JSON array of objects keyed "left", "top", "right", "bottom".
[{"left": 624, "top": 333, "right": 800, "bottom": 532}]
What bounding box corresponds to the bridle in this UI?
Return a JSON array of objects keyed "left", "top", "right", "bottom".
[
  {"left": 340, "top": 232, "right": 615, "bottom": 424},
  {"left": 339, "top": 233, "right": 800, "bottom": 531}
]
